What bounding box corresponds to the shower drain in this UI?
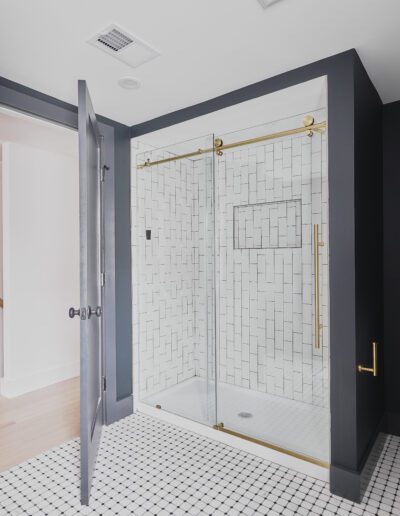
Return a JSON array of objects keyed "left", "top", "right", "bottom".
[{"left": 238, "top": 412, "right": 253, "bottom": 419}]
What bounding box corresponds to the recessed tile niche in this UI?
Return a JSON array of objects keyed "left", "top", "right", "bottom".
[{"left": 233, "top": 199, "right": 302, "bottom": 250}]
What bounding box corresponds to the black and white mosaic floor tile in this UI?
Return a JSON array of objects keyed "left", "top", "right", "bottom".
[{"left": 0, "top": 413, "right": 399, "bottom": 515}]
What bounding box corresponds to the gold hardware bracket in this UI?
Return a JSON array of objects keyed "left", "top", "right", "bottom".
[
  {"left": 213, "top": 422, "right": 224, "bottom": 430},
  {"left": 357, "top": 342, "right": 378, "bottom": 377},
  {"left": 303, "top": 115, "right": 315, "bottom": 127},
  {"left": 304, "top": 115, "right": 315, "bottom": 137},
  {"left": 214, "top": 138, "right": 224, "bottom": 156},
  {"left": 303, "top": 114, "right": 326, "bottom": 136}
]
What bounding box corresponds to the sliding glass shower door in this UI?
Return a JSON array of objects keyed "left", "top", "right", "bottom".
[
  {"left": 135, "top": 134, "right": 217, "bottom": 427},
  {"left": 134, "top": 111, "right": 330, "bottom": 466},
  {"left": 214, "top": 113, "right": 330, "bottom": 464}
]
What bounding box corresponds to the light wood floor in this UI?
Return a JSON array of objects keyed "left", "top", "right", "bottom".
[{"left": 0, "top": 377, "right": 79, "bottom": 472}]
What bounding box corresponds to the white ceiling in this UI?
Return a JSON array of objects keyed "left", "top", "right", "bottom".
[{"left": 0, "top": 0, "right": 399, "bottom": 127}]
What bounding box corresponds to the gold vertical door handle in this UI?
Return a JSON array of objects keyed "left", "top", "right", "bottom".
[
  {"left": 313, "top": 224, "right": 323, "bottom": 349},
  {"left": 357, "top": 342, "right": 378, "bottom": 376}
]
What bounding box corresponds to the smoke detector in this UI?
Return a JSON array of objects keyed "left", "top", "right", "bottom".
[
  {"left": 88, "top": 24, "right": 160, "bottom": 68},
  {"left": 118, "top": 77, "right": 141, "bottom": 90}
]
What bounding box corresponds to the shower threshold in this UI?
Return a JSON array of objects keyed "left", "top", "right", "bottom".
[
  {"left": 137, "top": 377, "right": 330, "bottom": 481},
  {"left": 213, "top": 423, "right": 329, "bottom": 469}
]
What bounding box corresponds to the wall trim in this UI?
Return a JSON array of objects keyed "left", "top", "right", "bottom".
[
  {"left": 0, "top": 76, "right": 128, "bottom": 130},
  {"left": 330, "top": 463, "right": 362, "bottom": 503},
  {"left": 107, "top": 395, "right": 134, "bottom": 425},
  {"left": 330, "top": 430, "right": 387, "bottom": 503}
]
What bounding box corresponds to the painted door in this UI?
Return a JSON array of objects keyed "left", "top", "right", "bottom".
[{"left": 78, "top": 80, "right": 103, "bottom": 505}]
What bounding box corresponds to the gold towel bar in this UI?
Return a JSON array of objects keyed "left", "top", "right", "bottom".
[{"left": 357, "top": 342, "right": 378, "bottom": 377}]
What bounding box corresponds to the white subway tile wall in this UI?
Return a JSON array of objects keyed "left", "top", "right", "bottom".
[
  {"left": 132, "top": 113, "right": 329, "bottom": 413},
  {"left": 132, "top": 143, "right": 197, "bottom": 399},
  {"left": 215, "top": 128, "right": 329, "bottom": 408}
]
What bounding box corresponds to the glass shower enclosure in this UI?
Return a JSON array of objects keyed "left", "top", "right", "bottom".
[
  {"left": 133, "top": 111, "right": 330, "bottom": 466},
  {"left": 133, "top": 134, "right": 217, "bottom": 427}
]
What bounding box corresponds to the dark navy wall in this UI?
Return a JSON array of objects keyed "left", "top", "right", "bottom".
[
  {"left": 383, "top": 100, "right": 400, "bottom": 436},
  {"left": 113, "top": 124, "right": 133, "bottom": 401},
  {"left": 353, "top": 54, "right": 384, "bottom": 465}
]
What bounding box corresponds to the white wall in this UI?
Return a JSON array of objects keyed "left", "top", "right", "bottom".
[
  {"left": 0, "top": 141, "right": 79, "bottom": 398},
  {"left": 0, "top": 145, "right": 3, "bottom": 377}
]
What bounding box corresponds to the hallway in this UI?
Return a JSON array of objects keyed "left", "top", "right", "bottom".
[{"left": 0, "top": 377, "right": 79, "bottom": 471}]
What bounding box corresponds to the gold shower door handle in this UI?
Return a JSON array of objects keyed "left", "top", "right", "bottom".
[
  {"left": 313, "top": 224, "right": 324, "bottom": 349},
  {"left": 357, "top": 342, "right": 378, "bottom": 376}
]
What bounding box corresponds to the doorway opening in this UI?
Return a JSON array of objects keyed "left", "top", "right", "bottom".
[{"left": 0, "top": 107, "right": 80, "bottom": 471}]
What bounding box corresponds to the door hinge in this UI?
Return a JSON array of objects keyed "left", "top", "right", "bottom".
[
  {"left": 100, "top": 165, "right": 109, "bottom": 182},
  {"left": 102, "top": 376, "right": 107, "bottom": 391},
  {"left": 100, "top": 272, "right": 105, "bottom": 287}
]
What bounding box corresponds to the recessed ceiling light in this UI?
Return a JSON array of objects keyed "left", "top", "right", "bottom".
[{"left": 118, "top": 77, "right": 141, "bottom": 90}]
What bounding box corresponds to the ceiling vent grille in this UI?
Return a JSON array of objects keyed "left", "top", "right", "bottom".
[
  {"left": 88, "top": 24, "right": 160, "bottom": 69},
  {"left": 97, "top": 28, "right": 134, "bottom": 52}
]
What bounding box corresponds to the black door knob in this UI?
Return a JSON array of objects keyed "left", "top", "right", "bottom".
[{"left": 69, "top": 307, "right": 80, "bottom": 319}]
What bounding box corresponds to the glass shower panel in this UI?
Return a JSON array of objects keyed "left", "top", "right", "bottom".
[
  {"left": 135, "top": 134, "right": 217, "bottom": 427},
  {"left": 214, "top": 112, "right": 330, "bottom": 463}
]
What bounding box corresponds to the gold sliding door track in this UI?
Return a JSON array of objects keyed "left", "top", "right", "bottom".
[
  {"left": 137, "top": 115, "right": 326, "bottom": 170},
  {"left": 213, "top": 422, "right": 329, "bottom": 469}
]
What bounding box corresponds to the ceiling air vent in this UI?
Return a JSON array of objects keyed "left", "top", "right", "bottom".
[
  {"left": 88, "top": 24, "right": 160, "bottom": 68},
  {"left": 97, "top": 28, "right": 134, "bottom": 52}
]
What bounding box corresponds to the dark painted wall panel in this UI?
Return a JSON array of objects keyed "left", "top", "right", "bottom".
[
  {"left": 383, "top": 100, "right": 400, "bottom": 436},
  {"left": 353, "top": 55, "right": 384, "bottom": 465},
  {"left": 114, "top": 124, "right": 133, "bottom": 400},
  {"left": 325, "top": 54, "right": 358, "bottom": 473}
]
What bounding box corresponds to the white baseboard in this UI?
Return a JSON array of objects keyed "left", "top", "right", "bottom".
[
  {"left": 0, "top": 361, "right": 79, "bottom": 398},
  {"left": 136, "top": 402, "right": 329, "bottom": 482}
]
